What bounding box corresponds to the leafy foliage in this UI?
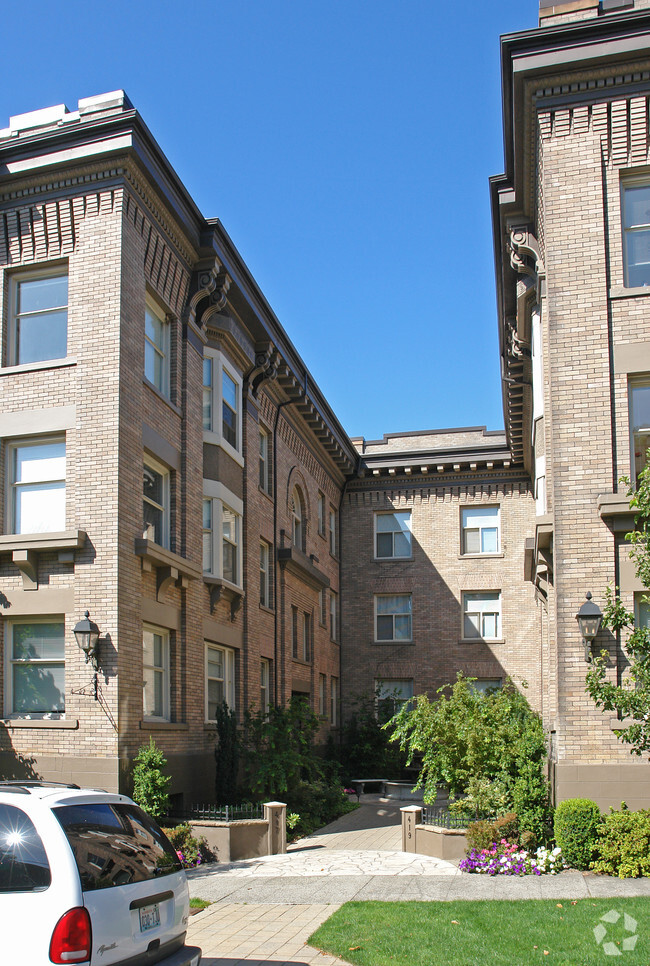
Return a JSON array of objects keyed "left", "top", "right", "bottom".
[
  {"left": 387, "top": 675, "right": 552, "bottom": 839},
  {"left": 553, "top": 798, "right": 601, "bottom": 870},
  {"left": 590, "top": 804, "right": 650, "bottom": 878},
  {"left": 586, "top": 463, "right": 650, "bottom": 756},
  {"left": 214, "top": 701, "right": 240, "bottom": 804},
  {"left": 161, "top": 822, "right": 215, "bottom": 867},
  {"left": 241, "top": 697, "right": 326, "bottom": 798},
  {"left": 284, "top": 779, "right": 357, "bottom": 838},
  {"left": 328, "top": 689, "right": 408, "bottom": 780},
  {"left": 132, "top": 737, "right": 171, "bottom": 820}
]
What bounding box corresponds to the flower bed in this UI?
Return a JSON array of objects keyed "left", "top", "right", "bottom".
[{"left": 459, "top": 838, "right": 565, "bottom": 876}]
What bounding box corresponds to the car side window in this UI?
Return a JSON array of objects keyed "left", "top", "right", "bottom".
[{"left": 0, "top": 803, "right": 51, "bottom": 892}]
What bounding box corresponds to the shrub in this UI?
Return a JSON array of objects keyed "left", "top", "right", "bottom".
[
  {"left": 241, "top": 698, "right": 325, "bottom": 798},
  {"left": 466, "top": 813, "right": 518, "bottom": 852},
  {"left": 285, "top": 779, "right": 356, "bottom": 838},
  {"left": 214, "top": 701, "right": 239, "bottom": 805},
  {"left": 132, "top": 738, "right": 171, "bottom": 820},
  {"left": 162, "top": 823, "right": 214, "bottom": 868},
  {"left": 330, "top": 690, "right": 408, "bottom": 780},
  {"left": 591, "top": 806, "right": 650, "bottom": 878},
  {"left": 554, "top": 798, "right": 601, "bottom": 870}
]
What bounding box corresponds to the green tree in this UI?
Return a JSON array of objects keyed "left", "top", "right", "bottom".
[
  {"left": 586, "top": 463, "right": 650, "bottom": 757},
  {"left": 214, "top": 701, "right": 240, "bottom": 804},
  {"left": 131, "top": 737, "right": 171, "bottom": 820},
  {"left": 241, "top": 697, "right": 325, "bottom": 798},
  {"left": 387, "top": 675, "right": 551, "bottom": 838}
]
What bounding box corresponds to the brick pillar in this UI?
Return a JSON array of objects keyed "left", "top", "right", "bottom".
[
  {"left": 401, "top": 805, "right": 422, "bottom": 853},
  {"left": 264, "top": 801, "right": 287, "bottom": 855}
]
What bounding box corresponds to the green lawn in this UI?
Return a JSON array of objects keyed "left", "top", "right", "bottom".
[{"left": 308, "top": 899, "right": 649, "bottom": 966}]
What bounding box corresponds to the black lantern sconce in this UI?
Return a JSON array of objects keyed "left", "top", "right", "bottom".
[
  {"left": 73, "top": 611, "right": 101, "bottom": 699},
  {"left": 576, "top": 592, "right": 603, "bottom": 662}
]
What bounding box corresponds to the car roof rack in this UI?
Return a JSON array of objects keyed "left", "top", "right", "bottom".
[{"left": 0, "top": 781, "right": 81, "bottom": 794}]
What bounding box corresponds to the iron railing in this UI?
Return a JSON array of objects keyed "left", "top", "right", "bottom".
[
  {"left": 171, "top": 803, "right": 265, "bottom": 822},
  {"left": 421, "top": 806, "right": 483, "bottom": 830}
]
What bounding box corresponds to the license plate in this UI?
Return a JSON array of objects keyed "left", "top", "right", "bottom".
[{"left": 139, "top": 903, "right": 160, "bottom": 932}]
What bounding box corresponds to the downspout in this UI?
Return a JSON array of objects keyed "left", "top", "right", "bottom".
[
  {"left": 241, "top": 361, "right": 258, "bottom": 713},
  {"left": 273, "top": 395, "right": 294, "bottom": 706},
  {"left": 336, "top": 450, "right": 362, "bottom": 733}
]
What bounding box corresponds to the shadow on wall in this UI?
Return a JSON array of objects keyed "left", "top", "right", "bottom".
[{"left": 0, "top": 724, "right": 41, "bottom": 781}]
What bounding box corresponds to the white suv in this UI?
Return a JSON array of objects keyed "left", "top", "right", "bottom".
[{"left": 0, "top": 781, "right": 201, "bottom": 965}]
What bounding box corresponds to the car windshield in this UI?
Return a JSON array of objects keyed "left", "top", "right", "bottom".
[
  {"left": 0, "top": 803, "right": 51, "bottom": 892},
  {"left": 53, "top": 802, "right": 181, "bottom": 891}
]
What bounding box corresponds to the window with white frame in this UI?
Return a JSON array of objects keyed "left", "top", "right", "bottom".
[
  {"left": 5, "top": 619, "right": 65, "bottom": 717},
  {"left": 291, "top": 606, "right": 299, "bottom": 659},
  {"left": 330, "top": 589, "right": 338, "bottom": 642},
  {"left": 143, "top": 625, "right": 169, "bottom": 721},
  {"left": 302, "top": 612, "right": 311, "bottom": 662},
  {"left": 8, "top": 437, "right": 66, "bottom": 534},
  {"left": 144, "top": 299, "right": 170, "bottom": 397},
  {"left": 375, "top": 511, "right": 411, "bottom": 558},
  {"left": 462, "top": 592, "right": 502, "bottom": 640},
  {"left": 469, "top": 678, "right": 502, "bottom": 694},
  {"left": 629, "top": 379, "right": 650, "bottom": 483},
  {"left": 329, "top": 507, "right": 337, "bottom": 556},
  {"left": 202, "top": 351, "right": 243, "bottom": 459},
  {"left": 319, "top": 674, "right": 327, "bottom": 717},
  {"left": 375, "top": 594, "right": 412, "bottom": 642},
  {"left": 330, "top": 676, "right": 339, "bottom": 726},
  {"left": 375, "top": 679, "right": 413, "bottom": 724},
  {"left": 291, "top": 486, "right": 305, "bottom": 551},
  {"left": 461, "top": 506, "right": 500, "bottom": 555},
  {"left": 143, "top": 458, "right": 169, "bottom": 548},
  {"left": 317, "top": 493, "right": 325, "bottom": 535},
  {"left": 8, "top": 269, "right": 68, "bottom": 366},
  {"left": 205, "top": 643, "right": 235, "bottom": 719},
  {"left": 622, "top": 182, "right": 650, "bottom": 288},
  {"left": 259, "top": 427, "right": 271, "bottom": 493},
  {"left": 260, "top": 658, "right": 270, "bottom": 713},
  {"left": 203, "top": 484, "right": 243, "bottom": 587},
  {"left": 260, "top": 540, "right": 273, "bottom": 608}
]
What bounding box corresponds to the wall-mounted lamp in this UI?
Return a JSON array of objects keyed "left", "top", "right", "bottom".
[
  {"left": 73, "top": 610, "right": 101, "bottom": 671},
  {"left": 576, "top": 592, "right": 602, "bottom": 662}
]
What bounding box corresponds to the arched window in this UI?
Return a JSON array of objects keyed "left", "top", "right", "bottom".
[{"left": 291, "top": 486, "right": 305, "bottom": 551}]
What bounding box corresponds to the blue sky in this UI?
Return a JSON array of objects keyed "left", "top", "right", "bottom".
[{"left": 1, "top": 0, "right": 540, "bottom": 440}]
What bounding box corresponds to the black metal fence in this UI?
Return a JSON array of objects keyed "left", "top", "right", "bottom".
[
  {"left": 170, "top": 803, "right": 265, "bottom": 822},
  {"left": 421, "top": 805, "right": 477, "bottom": 830}
]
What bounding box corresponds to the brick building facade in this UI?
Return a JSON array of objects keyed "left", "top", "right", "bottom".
[{"left": 2, "top": 0, "right": 650, "bottom": 809}]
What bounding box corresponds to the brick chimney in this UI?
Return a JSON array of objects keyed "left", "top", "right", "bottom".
[{"left": 539, "top": 0, "right": 638, "bottom": 25}]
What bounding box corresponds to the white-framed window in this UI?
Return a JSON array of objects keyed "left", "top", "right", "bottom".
[
  {"left": 629, "top": 379, "right": 650, "bottom": 483},
  {"left": 291, "top": 606, "right": 299, "bottom": 659},
  {"left": 319, "top": 673, "right": 327, "bottom": 717},
  {"left": 329, "top": 507, "right": 337, "bottom": 556},
  {"left": 375, "top": 511, "right": 411, "bottom": 559},
  {"left": 330, "top": 589, "right": 338, "bottom": 642},
  {"left": 260, "top": 658, "right": 270, "bottom": 713},
  {"left": 8, "top": 268, "right": 68, "bottom": 366},
  {"left": 143, "top": 457, "right": 169, "bottom": 548},
  {"left": 259, "top": 427, "right": 271, "bottom": 493},
  {"left": 622, "top": 181, "right": 650, "bottom": 288},
  {"left": 5, "top": 618, "right": 65, "bottom": 717},
  {"left": 375, "top": 679, "right": 413, "bottom": 723},
  {"left": 330, "top": 676, "right": 339, "bottom": 726},
  {"left": 319, "top": 588, "right": 327, "bottom": 626},
  {"left": 8, "top": 436, "right": 66, "bottom": 534},
  {"left": 462, "top": 592, "right": 502, "bottom": 641},
  {"left": 143, "top": 625, "right": 170, "bottom": 721},
  {"left": 291, "top": 486, "right": 306, "bottom": 551},
  {"left": 317, "top": 493, "right": 325, "bottom": 536},
  {"left": 144, "top": 298, "right": 170, "bottom": 397},
  {"left": 205, "top": 643, "right": 235, "bottom": 720},
  {"left": 203, "top": 483, "right": 243, "bottom": 587},
  {"left": 374, "top": 594, "right": 412, "bottom": 642},
  {"left": 461, "top": 506, "right": 500, "bottom": 555},
  {"left": 260, "top": 540, "right": 273, "bottom": 608},
  {"left": 203, "top": 350, "right": 243, "bottom": 461},
  {"left": 302, "top": 612, "right": 311, "bottom": 663},
  {"left": 470, "top": 678, "right": 502, "bottom": 694}
]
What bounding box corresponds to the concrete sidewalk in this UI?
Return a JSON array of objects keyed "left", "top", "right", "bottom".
[{"left": 186, "top": 799, "right": 650, "bottom": 964}]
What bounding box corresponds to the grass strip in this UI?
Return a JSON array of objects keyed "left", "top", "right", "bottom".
[{"left": 308, "top": 898, "right": 649, "bottom": 966}]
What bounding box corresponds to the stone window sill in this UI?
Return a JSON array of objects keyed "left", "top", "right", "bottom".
[
  {"left": 135, "top": 538, "right": 201, "bottom": 600},
  {"left": 459, "top": 638, "right": 504, "bottom": 645},
  {"left": 3, "top": 717, "right": 79, "bottom": 729},
  {"left": 0, "top": 530, "right": 86, "bottom": 589},
  {"left": 140, "top": 720, "right": 189, "bottom": 731},
  {"left": 0, "top": 357, "right": 77, "bottom": 376},
  {"left": 610, "top": 284, "right": 650, "bottom": 299}
]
